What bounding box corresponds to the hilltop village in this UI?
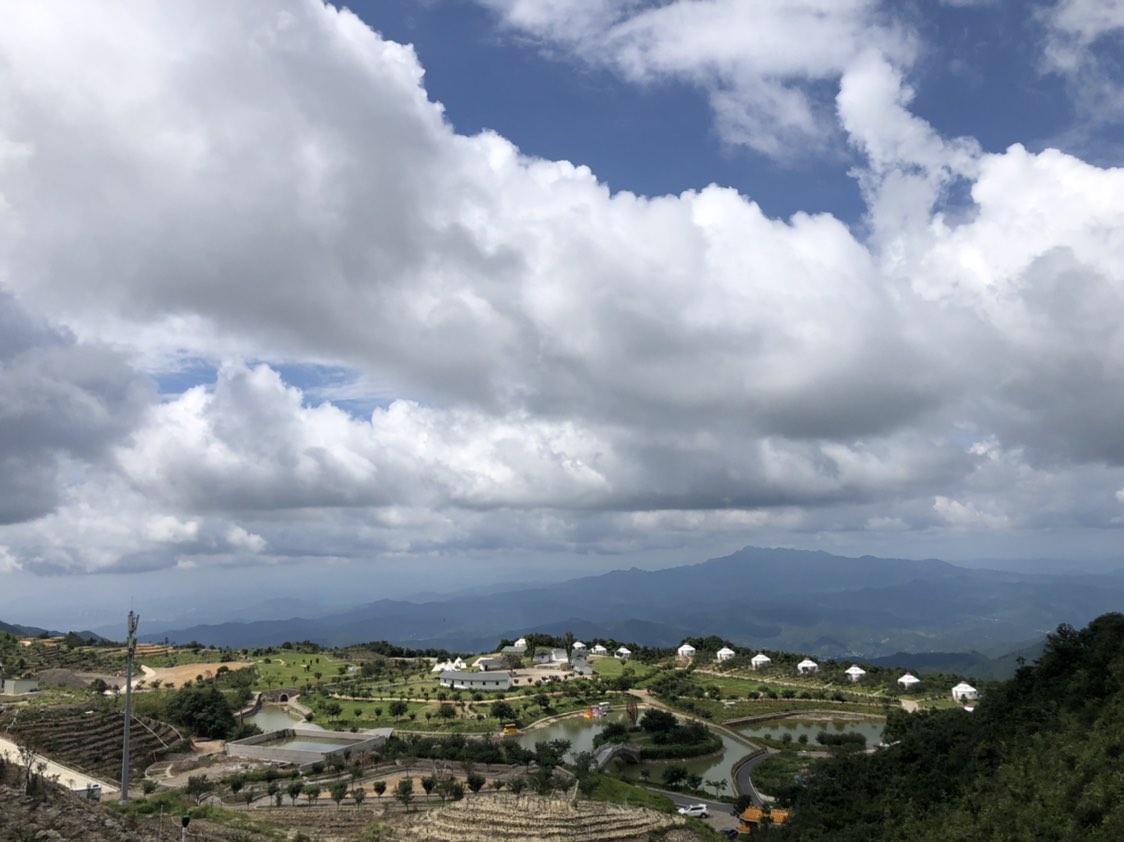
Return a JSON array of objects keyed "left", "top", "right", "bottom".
[{"left": 0, "top": 625, "right": 997, "bottom": 841}]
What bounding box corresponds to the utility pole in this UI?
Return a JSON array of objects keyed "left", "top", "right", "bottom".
[{"left": 121, "top": 610, "right": 139, "bottom": 803}]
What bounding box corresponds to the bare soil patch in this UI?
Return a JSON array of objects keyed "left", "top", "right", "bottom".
[{"left": 139, "top": 661, "right": 254, "bottom": 689}]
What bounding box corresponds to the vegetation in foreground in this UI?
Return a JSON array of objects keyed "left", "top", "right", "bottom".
[{"left": 782, "top": 613, "right": 1124, "bottom": 841}]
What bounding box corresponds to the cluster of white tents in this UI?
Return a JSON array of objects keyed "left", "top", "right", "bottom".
[
  {"left": 497, "top": 635, "right": 982, "bottom": 705},
  {"left": 430, "top": 657, "right": 468, "bottom": 673},
  {"left": 743, "top": 650, "right": 980, "bottom": 703}
]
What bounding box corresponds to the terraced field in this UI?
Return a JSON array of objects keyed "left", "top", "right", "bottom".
[{"left": 0, "top": 705, "right": 184, "bottom": 782}]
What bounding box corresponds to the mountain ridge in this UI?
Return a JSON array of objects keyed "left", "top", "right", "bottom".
[{"left": 125, "top": 546, "right": 1124, "bottom": 662}]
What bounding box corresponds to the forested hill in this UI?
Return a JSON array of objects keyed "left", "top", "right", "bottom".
[{"left": 783, "top": 612, "right": 1124, "bottom": 841}]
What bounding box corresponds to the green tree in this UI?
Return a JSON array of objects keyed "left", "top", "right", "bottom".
[
  {"left": 305, "top": 784, "right": 321, "bottom": 806},
  {"left": 394, "top": 777, "right": 414, "bottom": 811},
  {"left": 373, "top": 780, "right": 387, "bottom": 798},
  {"left": 287, "top": 780, "right": 304, "bottom": 806},
  {"left": 330, "top": 780, "right": 349, "bottom": 808},
  {"left": 353, "top": 787, "right": 366, "bottom": 807},
  {"left": 165, "top": 684, "right": 237, "bottom": 739},
  {"left": 466, "top": 772, "right": 486, "bottom": 794},
  {"left": 185, "top": 775, "right": 213, "bottom": 805}
]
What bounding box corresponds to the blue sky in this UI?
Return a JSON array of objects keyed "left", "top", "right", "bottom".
[{"left": 1, "top": 0, "right": 1124, "bottom": 628}]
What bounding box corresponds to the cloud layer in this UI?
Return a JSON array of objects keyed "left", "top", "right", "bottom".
[{"left": 0, "top": 0, "right": 1122, "bottom": 576}]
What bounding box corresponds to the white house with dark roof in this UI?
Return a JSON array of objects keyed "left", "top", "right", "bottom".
[
  {"left": 951, "top": 682, "right": 979, "bottom": 702},
  {"left": 716, "top": 647, "right": 736, "bottom": 662},
  {"left": 751, "top": 652, "right": 772, "bottom": 670},
  {"left": 439, "top": 670, "right": 513, "bottom": 692},
  {"left": 898, "top": 673, "right": 921, "bottom": 691},
  {"left": 845, "top": 665, "right": 867, "bottom": 683},
  {"left": 797, "top": 658, "right": 819, "bottom": 675}
]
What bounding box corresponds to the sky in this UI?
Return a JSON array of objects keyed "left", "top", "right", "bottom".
[{"left": 2, "top": 0, "right": 1124, "bottom": 630}]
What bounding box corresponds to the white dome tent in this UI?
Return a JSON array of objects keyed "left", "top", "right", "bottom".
[
  {"left": 951, "top": 682, "right": 979, "bottom": 703},
  {"left": 716, "top": 647, "right": 736, "bottom": 662},
  {"left": 845, "top": 665, "right": 867, "bottom": 683},
  {"left": 751, "top": 652, "right": 772, "bottom": 670},
  {"left": 677, "top": 643, "right": 697, "bottom": 659},
  {"left": 797, "top": 658, "right": 819, "bottom": 675},
  {"left": 616, "top": 646, "right": 632, "bottom": 660},
  {"left": 898, "top": 673, "right": 921, "bottom": 691}
]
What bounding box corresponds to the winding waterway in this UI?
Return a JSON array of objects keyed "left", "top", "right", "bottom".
[{"left": 247, "top": 703, "right": 320, "bottom": 733}]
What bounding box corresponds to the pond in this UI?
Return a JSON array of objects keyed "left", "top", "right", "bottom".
[
  {"left": 737, "top": 716, "right": 884, "bottom": 746},
  {"left": 263, "top": 735, "right": 360, "bottom": 753},
  {"left": 614, "top": 728, "right": 751, "bottom": 792},
  {"left": 247, "top": 703, "right": 320, "bottom": 733},
  {"left": 512, "top": 710, "right": 630, "bottom": 757},
  {"left": 512, "top": 711, "right": 753, "bottom": 791}
]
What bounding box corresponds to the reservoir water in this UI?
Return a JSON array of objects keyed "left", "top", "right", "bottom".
[
  {"left": 512, "top": 711, "right": 754, "bottom": 790},
  {"left": 247, "top": 703, "right": 320, "bottom": 733},
  {"left": 737, "top": 716, "right": 884, "bottom": 745}
]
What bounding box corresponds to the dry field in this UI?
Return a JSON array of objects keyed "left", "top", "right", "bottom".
[{"left": 139, "top": 661, "right": 255, "bottom": 688}]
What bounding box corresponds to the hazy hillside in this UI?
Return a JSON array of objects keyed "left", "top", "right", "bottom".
[
  {"left": 0, "top": 620, "right": 110, "bottom": 643},
  {"left": 136, "top": 547, "right": 1124, "bottom": 661}
]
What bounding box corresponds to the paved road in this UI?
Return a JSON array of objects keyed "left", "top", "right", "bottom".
[
  {"left": 0, "top": 735, "right": 119, "bottom": 796},
  {"left": 659, "top": 789, "right": 741, "bottom": 835},
  {"left": 732, "top": 747, "right": 778, "bottom": 807}
]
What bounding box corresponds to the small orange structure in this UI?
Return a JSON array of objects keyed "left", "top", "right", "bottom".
[{"left": 738, "top": 805, "right": 791, "bottom": 834}]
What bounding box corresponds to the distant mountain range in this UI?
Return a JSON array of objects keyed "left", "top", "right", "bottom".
[
  {"left": 0, "top": 619, "right": 110, "bottom": 642},
  {"left": 123, "top": 547, "right": 1124, "bottom": 674}
]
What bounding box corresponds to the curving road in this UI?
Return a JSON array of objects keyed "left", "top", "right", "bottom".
[{"left": 732, "top": 747, "right": 778, "bottom": 806}]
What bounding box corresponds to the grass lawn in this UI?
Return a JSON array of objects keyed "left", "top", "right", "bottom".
[
  {"left": 592, "top": 658, "right": 656, "bottom": 681},
  {"left": 252, "top": 652, "right": 350, "bottom": 690},
  {"left": 584, "top": 772, "right": 677, "bottom": 813},
  {"left": 748, "top": 751, "right": 814, "bottom": 798},
  {"left": 668, "top": 696, "right": 887, "bottom": 724}
]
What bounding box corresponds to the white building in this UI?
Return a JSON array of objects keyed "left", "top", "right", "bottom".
[
  {"left": 797, "top": 658, "right": 819, "bottom": 675},
  {"left": 616, "top": 646, "right": 632, "bottom": 661},
  {"left": 591, "top": 644, "right": 609, "bottom": 656},
  {"left": 951, "top": 682, "right": 979, "bottom": 703},
  {"left": 845, "top": 665, "right": 867, "bottom": 683},
  {"left": 438, "top": 671, "right": 513, "bottom": 692},
  {"left": 550, "top": 648, "right": 569, "bottom": 664},
  {"left": 751, "top": 652, "right": 772, "bottom": 670},
  {"left": 677, "top": 643, "right": 697, "bottom": 659},
  {"left": 572, "top": 641, "right": 587, "bottom": 652},
  {"left": 898, "top": 673, "right": 921, "bottom": 691},
  {"left": 716, "top": 647, "right": 736, "bottom": 662},
  {"left": 0, "top": 678, "right": 38, "bottom": 695}
]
